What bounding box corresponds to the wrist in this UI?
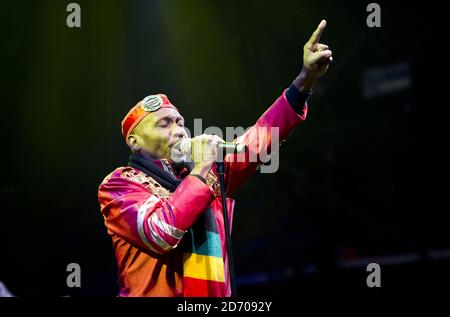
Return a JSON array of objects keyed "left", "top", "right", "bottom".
[
  {"left": 294, "top": 68, "right": 318, "bottom": 92},
  {"left": 286, "top": 83, "right": 312, "bottom": 112},
  {"left": 191, "top": 162, "right": 213, "bottom": 179}
]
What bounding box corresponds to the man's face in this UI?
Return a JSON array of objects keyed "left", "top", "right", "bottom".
[{"left": 128, "top": 108, "right": 187, "bottom": 160}]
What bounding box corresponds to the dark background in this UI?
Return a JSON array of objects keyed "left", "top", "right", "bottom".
[{"left": 1, "top": 0, "right": 448, "bottom": 296}]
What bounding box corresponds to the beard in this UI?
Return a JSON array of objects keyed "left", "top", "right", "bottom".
[{"left": 171, "top": 159, "right": 194, "bottom": 173}]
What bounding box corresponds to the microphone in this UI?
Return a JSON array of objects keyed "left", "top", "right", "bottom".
[{"left": 171, "top": 138, "right": 246, "bottom": 162}]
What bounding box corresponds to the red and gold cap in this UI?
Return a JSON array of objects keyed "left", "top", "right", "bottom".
[{"left": 121, "top": 94, "right": 178, "bottom": 143}]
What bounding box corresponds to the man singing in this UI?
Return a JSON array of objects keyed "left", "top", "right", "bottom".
[{"left": 98, "top": 20, "right": 332, "bottom": 297}]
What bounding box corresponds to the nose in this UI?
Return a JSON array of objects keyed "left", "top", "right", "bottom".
[{"left": 172, "top": 125, "right": 187, "bottom": 140}]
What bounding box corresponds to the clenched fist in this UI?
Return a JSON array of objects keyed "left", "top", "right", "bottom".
[{"left": 190, "top": 134, "right": 225, "bottom": 178}]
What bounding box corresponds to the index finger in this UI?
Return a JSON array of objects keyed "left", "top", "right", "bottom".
[
  {"left": 308, "top": 20, "right": 326, "bottom": 45},
  {"left": 210, "top": 134, "right": 225, "bottom": 144}
]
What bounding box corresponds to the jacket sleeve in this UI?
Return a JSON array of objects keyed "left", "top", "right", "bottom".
[
  {"left": 98, "top": 174, "right": 214, "bottom": 255},
  {"left": 220, "top": 89, "right": 308, "bottom": 195}
]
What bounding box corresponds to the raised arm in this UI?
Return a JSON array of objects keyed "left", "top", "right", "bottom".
[{"left": 221, "top": 20, "right": 333, "bottom": 194}]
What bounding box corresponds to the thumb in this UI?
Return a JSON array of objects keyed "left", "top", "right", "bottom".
[{"left": 309, "top": 50, "right": 332, "bottom": 64}]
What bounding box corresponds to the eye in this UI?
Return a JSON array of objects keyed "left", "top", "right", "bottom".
[
  {"left": 177, "top": 120, "right": 184, "bottom": 127},
  {"left": 157, "top": 120, "right": 168, "bottom": 128}
]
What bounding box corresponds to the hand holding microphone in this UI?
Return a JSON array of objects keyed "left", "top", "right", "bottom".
[{"left": 171, "top": 135, "right": 246, "bottom": 177}]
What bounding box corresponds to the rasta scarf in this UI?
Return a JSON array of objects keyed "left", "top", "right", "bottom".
[{"left": 128, "top": 153, "right": 227, "bottom": 296}]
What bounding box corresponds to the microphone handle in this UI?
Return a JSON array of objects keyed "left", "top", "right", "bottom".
[
  {"left": 180, "top": 139, "right": 246, "bottom": 155},
  {"left": 218, "top": 143, "right": 246, "bottom": 153}
]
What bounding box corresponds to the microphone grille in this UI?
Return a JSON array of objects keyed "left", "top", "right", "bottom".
[{"left": 179, "top": 138, "right": 192, "bottom": 155}]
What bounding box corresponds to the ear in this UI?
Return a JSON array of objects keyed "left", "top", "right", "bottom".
[{"left": 127, "top": 134, "right": 141, "bottom": 153}]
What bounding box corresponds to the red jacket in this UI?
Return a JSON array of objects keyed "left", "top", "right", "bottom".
[{"left": 98, "top": 90, "right": 307, "bottom": 296}]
